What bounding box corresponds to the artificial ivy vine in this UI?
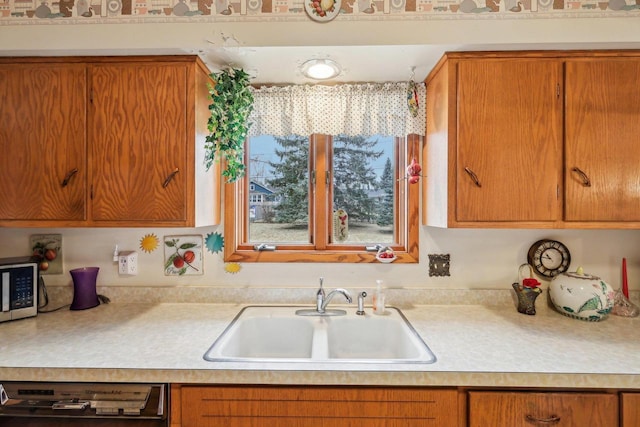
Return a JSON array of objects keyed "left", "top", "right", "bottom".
[{"left": 205, "top": 68, "right": 254, "bottom": 183}]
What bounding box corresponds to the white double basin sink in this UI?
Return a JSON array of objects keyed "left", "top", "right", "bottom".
[{"left": 203, "top": 305, "right": 436, "bottom": 364}]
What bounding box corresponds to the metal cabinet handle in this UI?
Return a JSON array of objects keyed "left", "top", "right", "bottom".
[
  {"left": 162, "top": 168, "right": 179, "bottom": 188},
  {"left": 61, "top": 168, "right": 78, "bottom": 187},
  {"left": 464, "top": 167, "right": 482, "bottom": 188},
  {"left": 571, "top": 167, "right": 591, "bottom": 187},
  {"left": 525, "top": 414, "right": 561, "bottom": 424}
]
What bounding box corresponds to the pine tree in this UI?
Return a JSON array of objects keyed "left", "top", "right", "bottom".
[
  {"left": 267, "top": 136, "right": 309, "bottom": 223},
  {"left": 376, "top": 157, "right": 394, "bottom": 227},
  {"left": 268, "top": 135, "right": 383, "bottom": 224},
  {"left": 332, "top": 135, "right": 382, "bottom": 222}
]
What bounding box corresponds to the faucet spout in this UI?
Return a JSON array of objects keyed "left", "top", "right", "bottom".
[{"left": 320, "top": 288, "right": 352, "bottom": 312}]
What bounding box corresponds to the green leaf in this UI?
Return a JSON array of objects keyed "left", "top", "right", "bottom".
[
  {"left": 204, "top": 67, "right": 253, "bottom": 182},
  {"left": 165, "top": 253, "right": 177, "bottom": 270},
  {"left": 578, "top": 296, "right": 601, "bottom": 313}
]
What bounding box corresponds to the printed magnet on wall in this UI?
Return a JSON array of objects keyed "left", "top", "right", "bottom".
[
  {"left": 164, "top": 235, "right": 203, "bottom": 276},
  {"left": 30, "top": 234, "right": 63, "bottom": 275}
]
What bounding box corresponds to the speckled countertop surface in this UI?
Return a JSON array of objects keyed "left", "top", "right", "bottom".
[{"left": 1, "top": 297, "right": 640, "bottom": 389}]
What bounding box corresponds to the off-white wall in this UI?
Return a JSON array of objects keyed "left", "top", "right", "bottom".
[
  {"left": 1, "top": 16, "right": 640, "bottom": 292},
  {"left": 0, "top": 226, "right": 637, "bottom": 291},
  {"left": 2, "top": 18, "right": 640, "bottom": 53}
]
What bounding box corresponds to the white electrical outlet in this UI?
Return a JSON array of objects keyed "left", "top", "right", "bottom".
[{"left": 118, "top": 251, "right": 138, "bottom": 276}]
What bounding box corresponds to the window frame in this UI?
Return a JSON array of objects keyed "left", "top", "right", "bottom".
[{"left": 224, "top": 134, "right": 421, "bottom": 263}]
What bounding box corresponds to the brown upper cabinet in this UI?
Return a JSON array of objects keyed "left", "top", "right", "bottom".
[
  {"left": 0, "top": 56, "right": 219, "bottom": 228},
  {"left": 423, "top": 50, "right": 640, "bottom": 229}
]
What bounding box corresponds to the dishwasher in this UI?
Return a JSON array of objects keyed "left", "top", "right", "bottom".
[{"left": 0, "top": 381, "right": 167, "bottom": 426}]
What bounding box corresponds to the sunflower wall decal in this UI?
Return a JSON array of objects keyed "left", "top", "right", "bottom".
[
  {"left": 224, "top": 262, "right": 241, "bottom": 274},
  {"left": 140, "top": 233, "right": 159, "bottom": 253}
]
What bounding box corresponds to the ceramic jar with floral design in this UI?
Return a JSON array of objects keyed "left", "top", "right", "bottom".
[{"left": 549, "top": 267, "right": 615, "bottom": 321}]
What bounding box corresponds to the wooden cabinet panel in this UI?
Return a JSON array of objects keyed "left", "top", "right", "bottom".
[
  {"left": 456, "top": 59, "right": 562, "bottom": 223},
  {"left": 621, "top": 392, "right": 640, "bottom": 427},
  {"left": 565, "top": 59, "right": 640, "bottom": 222},
  {"left": 0, "top": 56, "right": 219, "bottom": 227},
  {"left": 469, "top": 391, "right": 618, "bottom": 427},
  {"left": 172, "top": 385, "right": 459, "bottom": 427},
  {"left": 0, "top": 63, "right": 86, "bottom": 223},
  {"left": 89, "top": 62, "right": 189, "bottom": 223},
  {"left": 424, "top": 50, "right": 640, "bottom": 228}
]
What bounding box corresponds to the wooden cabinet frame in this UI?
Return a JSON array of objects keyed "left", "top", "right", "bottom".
[
  {"left": 0, "top": 56, "right": 219, "bottom": 228},
  {"left": 423, "top": 50, "right": 640, "bottom": 229}
]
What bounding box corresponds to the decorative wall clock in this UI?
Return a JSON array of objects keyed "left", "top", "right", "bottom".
[{"left": 527, "top": 239, "right": 571, "bottom": 279}]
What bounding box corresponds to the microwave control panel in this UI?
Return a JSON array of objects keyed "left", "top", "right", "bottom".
[
  {"left": 4, "top": 266, "right": 36, "bottom": 310},
  {"left": 0, "top": 259, "right": 38, "bottom": 322}
]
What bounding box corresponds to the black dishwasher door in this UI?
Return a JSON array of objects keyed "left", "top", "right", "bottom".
[{"left": 0, "top": 382, "right": 167, "bottom": 427}]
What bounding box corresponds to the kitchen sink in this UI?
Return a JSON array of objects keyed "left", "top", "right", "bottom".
[{"left": 203, "top": 305, "right": 436, "bottom": 364}]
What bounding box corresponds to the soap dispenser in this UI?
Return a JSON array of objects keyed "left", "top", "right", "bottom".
[{"left": 372, "top": 279, "right": 386, "bottom": 315}]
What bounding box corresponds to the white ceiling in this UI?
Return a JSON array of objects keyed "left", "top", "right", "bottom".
[
  {"left": 199, "top": 41, "right": 640, "bottom": 85},
  {"left": 200, "top": 44, "right": 457, "bottom": 84}
]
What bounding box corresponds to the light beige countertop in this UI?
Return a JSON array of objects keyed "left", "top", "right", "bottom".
[{"left": 1, "top": 297, "right": 640, "bottom": 389}]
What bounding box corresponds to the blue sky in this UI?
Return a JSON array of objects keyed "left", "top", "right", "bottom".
[{"left": 249, "top": 135, "right": 394, "bottom": 182}]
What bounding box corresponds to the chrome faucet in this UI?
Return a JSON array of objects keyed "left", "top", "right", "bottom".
[
  {"left": 296, "top": 277, "right": 352, "bottom": 316},
  {"left": 320, "top": 288, "right": 353, "bottom": 313}
]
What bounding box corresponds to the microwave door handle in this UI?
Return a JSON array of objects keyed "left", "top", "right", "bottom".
[{"left": 1, "top": 272, "right": 10, "bottom": 312}]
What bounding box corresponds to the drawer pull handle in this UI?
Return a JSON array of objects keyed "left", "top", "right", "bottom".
[
  {"left": 525, "top": 414, "right": 561, "bottom": 424},
  {"left": 162, "top": 168, "right": 179, "bottom": 188},
  {"left": 61, "top": 168, "right": 78, "bottom": 187},
  {"left": 571, "top": 167, "right": 591, "bottom": 187},
  {"left": 464, "top": 167, "right": 482, "bottom": 188}
]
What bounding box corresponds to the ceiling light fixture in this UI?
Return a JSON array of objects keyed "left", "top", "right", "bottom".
[{"left": 301, "top": 58, "right": 341, "bottom": 80}]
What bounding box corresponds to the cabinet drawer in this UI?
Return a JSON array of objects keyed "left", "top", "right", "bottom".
[
  {"left": 174, "top": 385, "right": 459, "bottom": 427},
  {"left": 469, "top": 391, "right": 617, "bottom": 427},
  {"left": 621, "top": 392, "right": 640, "bottom": 427}
]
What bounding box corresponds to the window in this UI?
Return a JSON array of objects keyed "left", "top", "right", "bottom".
[{"left": 224, "top": 134, "right": 421, "bottom": 263}]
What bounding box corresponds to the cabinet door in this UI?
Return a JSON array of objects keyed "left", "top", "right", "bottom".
[
  {"left": 621, "top": 393, "right": 640, "bottom": 427},
  {"left": 469, "top": 391, "right": 618, "bottom": 427},
  {"left": 173, "top": 385, "right": 460, "bottom": 427},
  {"left": 89, "top": 62, "right": 188, "bottom": 223},
  {"left": 0, "top": 63, "right": 86, "bottom": 222},
  {"left": 456, "top": 60, "right": 563, "bottom": 223},
  {"left": 565, "top": 59, "right": 640, "bottom": 222}
]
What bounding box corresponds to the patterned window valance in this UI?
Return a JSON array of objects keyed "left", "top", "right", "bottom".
[{"left": 248, "top": 82, "right": 426, "bottom": 138}]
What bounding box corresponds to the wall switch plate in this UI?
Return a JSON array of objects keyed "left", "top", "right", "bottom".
[
  {"left": 428, "top": 254, "right": 450, "bottom": 277},
  {"left": 118, "top": 251, "right": 138, "bottom": 276}
]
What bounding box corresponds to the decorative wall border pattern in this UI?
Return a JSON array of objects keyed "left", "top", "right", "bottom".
[{"left": 0, "top": 0, "right": 638, "bottom": 24}]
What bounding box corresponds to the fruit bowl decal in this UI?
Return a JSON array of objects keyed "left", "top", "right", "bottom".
[
  {"left": 164, "top": 235, "right": 203, "bottom": 276},
  {"left": 30, "top": 234, "right": 62, "bottom": 275},
  {"left": 304, "top": 0, "right": 341, "bottom": 21}
]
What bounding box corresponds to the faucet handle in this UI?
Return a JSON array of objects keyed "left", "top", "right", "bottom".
[{"left": 316, "top": 277, "right": 325, "bottom": 311}]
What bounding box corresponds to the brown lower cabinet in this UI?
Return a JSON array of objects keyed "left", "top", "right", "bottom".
[
  {"left": 468, "top": 391, "right": 618, "bottom": 427},
  {"left": 170, "top": 385, "right": 461, "bottom": 427},
  {"left": 171, "top": 385, "right": 634, "bottom": 427},
  {"left": 621, "top": 393, "right": 640, "bottom": 427}
]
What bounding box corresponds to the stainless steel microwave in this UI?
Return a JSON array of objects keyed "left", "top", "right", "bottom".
[{"left": 0, "top": 256, "right": 38, "bottom": 323}]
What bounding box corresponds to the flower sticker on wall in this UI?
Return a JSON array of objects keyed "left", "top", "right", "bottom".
[
  {"left": 140, "top": 233, "right": 159, "bottom": 253},
  {"left": 164, "top": 235, "right": 203, "bottom": 276}
]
